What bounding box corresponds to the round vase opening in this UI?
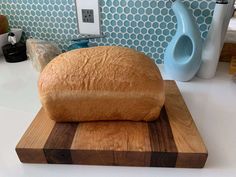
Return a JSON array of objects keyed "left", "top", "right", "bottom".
[{"left": 174, "top": 35, "right": 193, "bottom": 64}]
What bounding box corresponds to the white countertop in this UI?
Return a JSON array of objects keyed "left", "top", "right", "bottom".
[{"left": 0, "top": 57, "right": 236, "bottom": 177}]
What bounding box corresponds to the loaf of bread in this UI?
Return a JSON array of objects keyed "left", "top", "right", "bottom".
[{"left": 38, "top": 46, "right": 165, "bottom": 122}]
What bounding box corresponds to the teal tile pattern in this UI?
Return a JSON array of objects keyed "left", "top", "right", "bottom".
[{"left": 0, "top": 0, "right": 215, "bottom": 63}]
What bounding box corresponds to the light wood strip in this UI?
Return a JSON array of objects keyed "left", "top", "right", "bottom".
[
  {"left": 71, "top": 121, "right": 151, "bottom": 166},
  {"left": 16, "top": 108, "right": 55, "bottom": 163},
  {"left": 165, "top": 81, "right": 207, "bottom": 153},
  {"left": 176, "top": 153, "right": 208, "bottom": 168},
  {"left": 164, "top": 81, "right": 207, "bottom": 167}
]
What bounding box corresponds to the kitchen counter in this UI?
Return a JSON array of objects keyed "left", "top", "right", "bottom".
[{"left": 0, "top": 57, "right": 236, "bottom": 177}]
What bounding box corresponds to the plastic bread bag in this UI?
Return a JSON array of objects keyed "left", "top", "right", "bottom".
[{"left": 26, "top": 38, "right": 61, "bottom": 72}]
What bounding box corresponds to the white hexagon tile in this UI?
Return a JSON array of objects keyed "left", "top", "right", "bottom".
[{"left": 0, "top": 0, "right": 215, "bottom": 64}]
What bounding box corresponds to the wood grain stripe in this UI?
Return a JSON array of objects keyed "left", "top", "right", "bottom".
[
  {"left": 71, "top": 121, "right": 151, "bottom": 166},
  {"left": 16, "top": 108, "right": 55, "bottom": 163},
  {"left": 164, "top": 81, "right": 207, "bottom": 167},
  {"left": 148, "top": 107, "right": 178, "bottom": 167},
  {"left": 176, "top": 153, "right": 208, "bottom": 168},
  {"left": 164, "top": 81, "right": 207, "bottom": 153},
  {"left": 43, "top": 123, "right": 78, "bottom": 164}
]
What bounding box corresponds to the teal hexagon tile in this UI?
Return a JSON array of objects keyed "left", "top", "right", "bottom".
[
  {"left": 143, "top": 1, "right": 149, "bottom": 8},
  {"left": 156, "top": 59, "right": 163, "bottom": 64},
  {"left": 146, "top": 8, "right": 152, "bottom": 15},
  {"left": 145, "top": 22, "right": 151, "bottom": 28},
  {"left": 143, "top": 46, "right": 149, "bottom": 53},
  {"left": 200, "top": 24, "right": 207, "bottom": 31},
  {"left": 117, "top": 7, "right": 122, "bottom": 13},
  {"left": 157, "top": 48, "right": 163, "bottom": 53},
  {"left": 130, "top": 34, "right": 136, "bottom": 40},
  {"left": 163, "top": 29, "right": 170, "bottom": 36},
  {"left": 141, "top": 28, "right": 147, "bottom": 34},
  {"left": 108, "top": 38, "right": 113, "bottom": 43},
  {"left": 147, "top": 41, "right": 154, "bottom": 47},
  {"left": 124, "top": 7, "right": 130, "bottom": 13},
  {"left": 150, "top": 47, "right": 156, "bottom": 53},
  {"left": 144, "top": 35, "right": 151, "bottom": 41},
  {"left": 120, "top": 14, "right": 126, "bottom": 20},
  {"left": 157, "top": 15, "right": 164, "bottom": 22},
  {"left": 156, "top": 29, "right": 162, "bottom": 35},
  {"left": 127, "top": 14, "right": 133, "bottom": 21},
  {"left": 152, "top": 22, "right": 159, "bottom": 28},
  {"left": 205, "top": 16, "right": 213, "bottom": 25},
  {"left": 113, "top": 0, "right": 119, "bottom": 7},
  {"left": 158, "top": 1, "right": 165, "bottom": 8},
  {"left": 194, "top": 9, "right": 202, "bottom": 17},
  {"left": 0, "top": 0, "right": 215, "bottom": 63},
  {"left": 134, "top": 40, "right": 139, "bottom": 46},
  {"left": 131, "top": 21, "right": 137, "bottom": 27},
  {"left": 148, "top": 29, "right": 155, "bottom": 35},
  {"left": 137, "top": 46, "right": 142, "bottom": 51},
  {"left": 128, "top": 1, "right": 134, "bottom": 8},
  {"left": 153, "top": 8, "right": 160, "bottom": 15},
  {"left": 127, "top": 27, "right": 133, "bottom": 33},
  {"left": 202, "top": 31, "right": 208, "bottom": 39},
  {"left": 114, "top": 39, "right": 120, "bottom": 44},
  {"left": 124, "top": 33, "right": 129, "bottom": 40},
  {"left": 134, "top": 27, "right": 140, "bottom": 33},
  {"left": 113, "top": 14, "right": 119, "bottom": 20},
  {"left": 149, "top": 15, "right": 155, "bottom": 22},
  {"left": 121, "top": 39, "right": 126, "bottom": 45},
  {"left": 166, "top": 1, "right": 172, "bottom": 8},
  {"left": 127, "top": 39, "right": 133, "bottom": 45},
  {"left": 170, "top": 29, "right": 176, "bottom": 36},
  {"left": 120, "top": 0, "right": 126, "bottom": 7},
  {"left": 114, "top": 26, "right": 119, "bottom": 33},
  {"left": 107, "top": 13, "right": 112, "bottom": 20},
  {"left": 154, "top": 41, "right": 160, "bottom": 47},
  {"left": 120, "top": 27, "right": 126, "bottom": 33},
  {"left": 131, "top": 7, "right": 137, "bottom": 14},
  {"left": 138, "top": 7, "right": 145, "bottom": 14},
  {"left": 141, "top": 40, "right": 146, "bottom": 46},
  {"left": 150, "top": 1, "right": 157, "bottom": 8},
  {"left": 137, "top": 34, "right": 143, "bottom": 40},
  {"left": 197, "top": 16, "right": 204, "bottom": 24}
]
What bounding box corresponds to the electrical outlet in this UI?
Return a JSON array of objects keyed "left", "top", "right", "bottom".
[
  {"left": 82, "top": 9, "right": 94, "bottom": 23},
  {"left": 75, "top": 0, "right": 101, "bottom": 35}
]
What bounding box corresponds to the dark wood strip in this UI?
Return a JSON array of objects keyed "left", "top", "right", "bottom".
[
  {"left": 220, "top": 43, "right": 236, "bottom": 62},
  {"left": 43, "top": 123, "right": 78, "bottom": 164},
  {"left": 148, "top": 107, "right": 178, "bottom": 167}
]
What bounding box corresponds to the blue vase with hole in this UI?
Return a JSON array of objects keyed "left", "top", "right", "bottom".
[{"left": 164, "top": 0, "right": 202, "bottom": 81}]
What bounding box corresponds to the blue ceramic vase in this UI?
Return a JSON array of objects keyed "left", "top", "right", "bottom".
[
  {"left": 68, "top": 39, "right": 89, "bottom": 51},
  {"left": 164, "top": 0, "right": 202, "bottom": 81}
]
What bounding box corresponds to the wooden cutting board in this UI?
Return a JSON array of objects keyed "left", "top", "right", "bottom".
[{"left": 16, "top": 80, "right": 208, "bottom": 168}]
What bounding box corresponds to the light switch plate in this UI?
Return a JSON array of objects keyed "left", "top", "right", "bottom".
[{"left": 75, "top": 0, "right": 101, "bottom": 35}]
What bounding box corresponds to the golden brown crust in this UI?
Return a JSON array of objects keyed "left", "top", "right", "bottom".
[{"left": 38, "top": 46, "right": 165, "bottom": 122}]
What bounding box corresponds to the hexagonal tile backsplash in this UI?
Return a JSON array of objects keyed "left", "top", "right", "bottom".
[{"left": 0, "top": 0, "right": 215, "bottom": 63}]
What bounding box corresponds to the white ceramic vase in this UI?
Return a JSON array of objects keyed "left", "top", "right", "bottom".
[{"left": 198, "top": 0, "right": 236, "bottom": 79}]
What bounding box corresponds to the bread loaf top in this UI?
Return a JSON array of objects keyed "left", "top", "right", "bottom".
[{"left": 38, "top": 46, "right": 164, "bottom": 97}]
